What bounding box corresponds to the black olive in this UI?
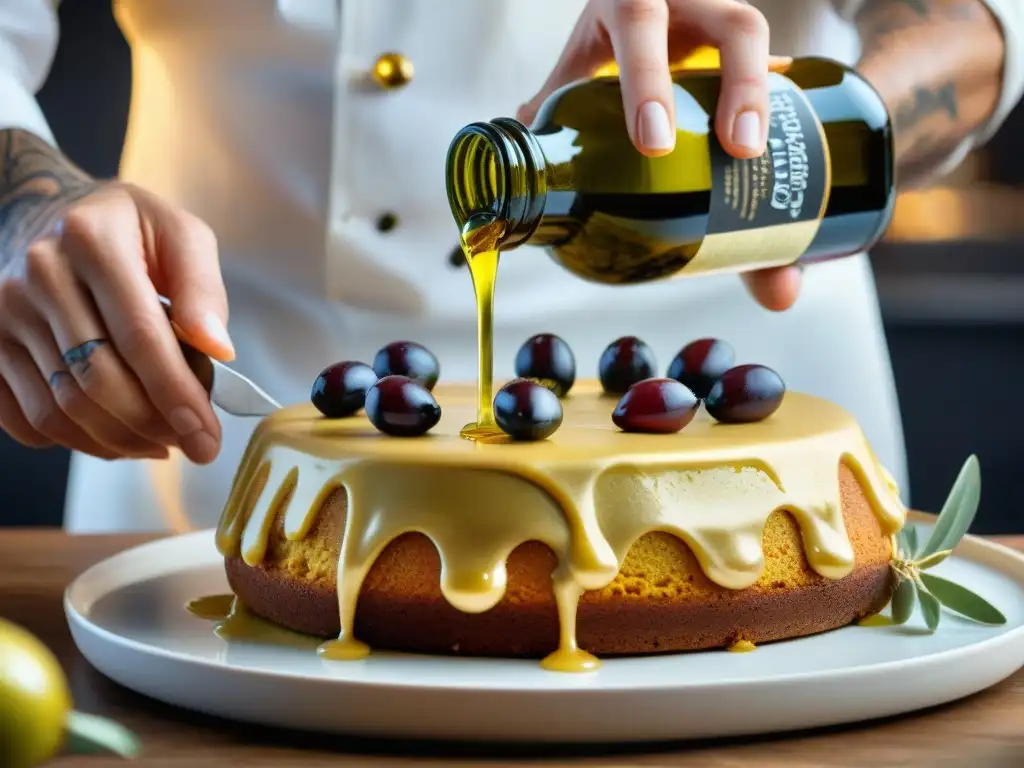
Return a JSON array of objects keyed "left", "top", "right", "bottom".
[
  {"left": 365, "top": 375, "right": 442, "bottom": 437},
  {"left": 372, "top": 341, "right": 440, "bottom": 391},
  {"left": 612, "top": 378, "right": 699, "bottom": 434},
  {"left": 513, "top": 333, "right": 576, "bottom": 397},
  {"left": 598, "top": 336, "right": 657, "bottom": 395},
  {"left": 666, "top": 338, "right": 735, "bottom": 399},
  {"left": 493, "top": 379, "right": 563, "bottom": 441},
  {"left": 310, "top": 361, "right": 379, "bottom": 418},
  {"left": 705, "top": 364, "right": 786, "bottom": 424}
]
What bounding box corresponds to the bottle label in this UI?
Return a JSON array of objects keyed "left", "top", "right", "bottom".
[{"left": 687, "top": 71, "right": 831, "bottom": 274}]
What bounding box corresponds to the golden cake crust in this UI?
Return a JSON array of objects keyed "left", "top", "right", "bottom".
[{"left": 224, "top": 464, "right": 894, "bottom": 656}]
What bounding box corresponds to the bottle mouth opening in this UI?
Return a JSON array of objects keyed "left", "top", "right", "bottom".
[
  {"left": 446, "top": 123, "right": 510, "bottom": 232},
  {"left": 446, "top": 119, "right": 546, "bottom": 251}
]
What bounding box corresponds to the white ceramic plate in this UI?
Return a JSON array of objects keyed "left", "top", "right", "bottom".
[{"left": 66, "top": 516, "right": 1024, "bottom": 743}]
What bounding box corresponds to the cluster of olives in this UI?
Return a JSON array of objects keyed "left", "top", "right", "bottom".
[
  {"left": 309, "top": 331, "right": 785, "bottom": 441},
  {"left": 508, "top": 332, "right": 785, "bottom": 436},
  {"left": 311, "top": 341, "right": 442, "bottom": 437},
  {"left": 598, "top": 335, "right": 785, "bottom": 433}
]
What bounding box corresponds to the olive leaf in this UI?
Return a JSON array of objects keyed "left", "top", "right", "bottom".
[
  {"left": 890, "top": 577, "right": 916, "bottom": 625},
  {"left": 919, "top": 455, "right": 981, "bottom": 558},
  {"left": 872, "top": 455, "right": 1004, "bottom": 635},
  {"left": 914, "top": 549, "right": 951, "bottom": 571},
  {"left": 916, "top": 583, "right": 942, "bottom": 631},
  {"left": 65, "top": 711, "right": 140, "bottom": 759},
  {"left": 899, "top": 525, "right": 920, "bottom": 559},
  {"left": 919, "top": 572, "right": 1007, "bottom": 626}
]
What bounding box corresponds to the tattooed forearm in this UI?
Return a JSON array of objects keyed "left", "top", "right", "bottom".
[
  {"left": 894, "top": 0, "right": 928, "bottom": 15},
  {"left": 859, "top": 2, "right": 981, "bottom": 41},
  {"left": 888, "top": 82, "right": 962, "bottom": 162},
  {"left": 0, "top": 129, "right": 99, "bottom": 269},
  {"left": 893, "top": 83, "right": 959, "bottom": 131},
  {"left": 853, "top": 0, "right": 1005, "bottom": 185}
]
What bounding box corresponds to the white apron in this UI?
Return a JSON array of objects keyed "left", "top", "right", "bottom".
[{"left": 65, "top": 0, "right": 909, "bottom": 532}]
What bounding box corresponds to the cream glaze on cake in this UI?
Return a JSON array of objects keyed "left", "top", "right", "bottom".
[{"left": 215, "top": 381, "right": 906, "bottom": 671}]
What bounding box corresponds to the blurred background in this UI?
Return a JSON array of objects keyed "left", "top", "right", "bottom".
[{"left": 2, "top": 0, "right": 1023, "bottom": 532}]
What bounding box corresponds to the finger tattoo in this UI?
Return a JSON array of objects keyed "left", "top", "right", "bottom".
[
  {"left": 61, "top": 339, "right": 109, "bottom": 375},
  {"left": 48, "top": 370, "right": 73, "bottom": 388}
]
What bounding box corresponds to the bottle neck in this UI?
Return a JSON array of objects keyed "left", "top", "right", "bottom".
[{"left": 446, "top": 117, "right": 548, "bottom": 250}]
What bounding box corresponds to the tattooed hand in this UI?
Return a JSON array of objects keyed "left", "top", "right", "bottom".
[{"left": 0, "top": 130, "right": 233, "bottom": 463}]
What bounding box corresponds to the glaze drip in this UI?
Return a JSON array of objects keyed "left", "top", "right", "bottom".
[{"left": 215, "top": 382, "right": 906, "bottom": 671}]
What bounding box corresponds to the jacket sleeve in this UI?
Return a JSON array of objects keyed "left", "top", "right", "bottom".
[
  {"left": 0, "top": 0, "right": 59, "bottom": 144},
  {"left": 966, "top": 0, "right": 1024, "bottom": 144},
  {"left": 831, "top": 0, "right": 1024, "bottom": 175}
]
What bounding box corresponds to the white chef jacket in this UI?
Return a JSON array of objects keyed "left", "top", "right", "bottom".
[{"left": 2, "top": 0, "right": 1022, "bottom": 533}]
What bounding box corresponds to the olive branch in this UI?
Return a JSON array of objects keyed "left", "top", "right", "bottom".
[{"left": 884, "top": 455, "right": 1006, "bottom": 630}]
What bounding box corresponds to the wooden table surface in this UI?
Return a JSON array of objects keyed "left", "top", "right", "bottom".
[{"left": 5, "top": 530, "right": 1024, "bottom": 768}]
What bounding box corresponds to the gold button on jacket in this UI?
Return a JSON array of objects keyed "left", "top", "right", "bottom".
[{"left": 372, "top": 52, "right": 413, "bottom": 89}]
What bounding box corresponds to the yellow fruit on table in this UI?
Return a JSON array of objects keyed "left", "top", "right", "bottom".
[
  {"left": 0, "top": 617, "right": 73, "bottom": 768},
  {"left": 0, "top": 618, "right": 140, "bottom": 767}
]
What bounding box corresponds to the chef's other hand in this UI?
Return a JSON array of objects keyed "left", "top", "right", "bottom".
[
  {"left": 517, "top": 0, "right": 801, "bottom": 312},
  {"left": 0, "top": 183, "right": 233, "bottom": 464}
]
